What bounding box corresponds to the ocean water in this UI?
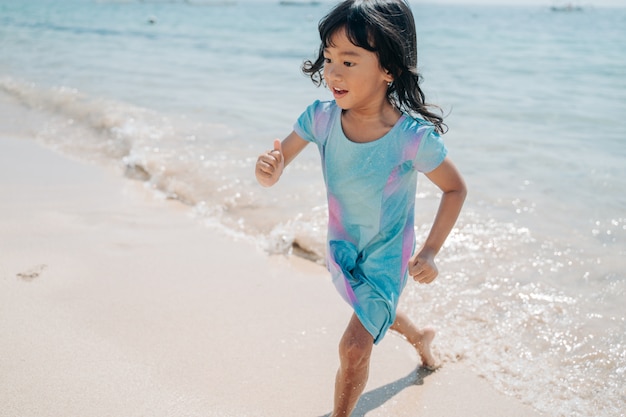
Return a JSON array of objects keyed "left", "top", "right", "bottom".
[{"left": 1, "top": 0, "right": 625, "bottom": 416}]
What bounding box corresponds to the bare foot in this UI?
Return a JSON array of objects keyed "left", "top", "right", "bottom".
[
  {"left": 411, "top": 327, "right": 440, "bottom": 371},
  {"left": 390, "top": 312, "right": 441, "bottom": 370}
]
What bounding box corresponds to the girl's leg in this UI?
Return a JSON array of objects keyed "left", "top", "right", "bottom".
[
  {"left": 390, "top": 310, "right": 439, "bottom": 370},
  {"left": 332, "top": 314, "right": 374, "bottom": 417}
]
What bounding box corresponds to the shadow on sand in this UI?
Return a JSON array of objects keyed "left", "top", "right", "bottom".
[{"left": 318, "top": 366, "right": 435, "bottom": 417}]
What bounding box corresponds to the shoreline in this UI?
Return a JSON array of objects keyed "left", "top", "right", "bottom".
[{"left": 0, "top": 135, "right": 542, "bottom": 416}]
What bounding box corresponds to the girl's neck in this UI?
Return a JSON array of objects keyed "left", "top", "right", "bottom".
[
  {"left": 342, "top": 100, "right": 400, "bottom": 125},
  {"left": 341, "top": 102, "right": 402, "bottom": 143}
]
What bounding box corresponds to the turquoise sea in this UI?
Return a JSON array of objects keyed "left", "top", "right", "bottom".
[{"left": 1, "top": 1, "right": 625, "bottom": 416}]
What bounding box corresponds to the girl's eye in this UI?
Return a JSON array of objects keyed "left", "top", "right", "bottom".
[
  {"left": 323, "top": 57, "right": 331, "bottom": 64},
  {"left": 344, "top": 61, "right": 354, "bottom": 67}
]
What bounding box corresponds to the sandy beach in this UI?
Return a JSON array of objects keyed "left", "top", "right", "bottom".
[{"left": 0, "top": 133, "right": 544, "bottom": 417}]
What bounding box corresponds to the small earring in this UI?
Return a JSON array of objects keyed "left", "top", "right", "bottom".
[{"left": 387, "top": 81, "right": 393, "bottom": 87}]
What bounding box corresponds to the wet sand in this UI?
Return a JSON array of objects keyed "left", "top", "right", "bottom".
[{"left": 0, "top": 135, "right": 542, "bottom": 417}]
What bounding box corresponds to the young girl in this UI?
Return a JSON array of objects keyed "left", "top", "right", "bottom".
[{"left": 255, "top": 0, "right": 466, "bottom": 415}]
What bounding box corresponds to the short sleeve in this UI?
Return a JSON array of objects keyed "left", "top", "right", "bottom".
[
  {"left": 293, "top": 100, "right": 335, "bottom": 146},
  {"left": 414, "top": 127, "right": 447, "bottom": 173}
]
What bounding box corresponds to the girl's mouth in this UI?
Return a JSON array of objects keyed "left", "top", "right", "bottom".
[{"left": 332, "top": 87, "right": 348, "bottom": 99}]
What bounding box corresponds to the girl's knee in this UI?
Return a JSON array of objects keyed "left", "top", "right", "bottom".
[
  {"left": 340, "top": 343, "right": 370, "bottom": 368},
  {"left": 338, "top": 330, "right": 373, "bottom": 368}
]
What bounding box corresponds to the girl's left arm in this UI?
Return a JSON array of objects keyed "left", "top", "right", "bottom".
[{"left": 409, "top": 157, "right": 467, "bottom": 283}]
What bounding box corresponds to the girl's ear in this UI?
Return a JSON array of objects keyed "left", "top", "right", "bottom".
[{"left": 383, "top": 69, "right": 394, "bottom": 84}]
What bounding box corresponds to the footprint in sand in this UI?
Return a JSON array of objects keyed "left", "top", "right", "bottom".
[{"left": 17, "top": 264, "right": 47, "bottom": 281}]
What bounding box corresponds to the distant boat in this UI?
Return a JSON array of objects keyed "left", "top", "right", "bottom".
[
  {"left": 185, "top": 0, "right": 237, "bottom": 5},
  {"left": 550, "top": 3, "right": 582, "bottom": 12},
  {"left": 279, "top": 0, "right": 321, "bottom": 5}
]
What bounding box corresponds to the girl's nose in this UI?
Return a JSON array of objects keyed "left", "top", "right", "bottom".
[{"left": 325, "top": 63, "right": 341, "bottom": 82}]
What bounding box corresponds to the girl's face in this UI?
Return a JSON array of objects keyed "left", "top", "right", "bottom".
[{"left": 323, "top": 27, "right": 393, "bottom": 113}]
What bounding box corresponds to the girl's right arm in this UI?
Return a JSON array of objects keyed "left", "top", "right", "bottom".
[{"left": 255, "top": 131, "right": 309, "bottom": 187}]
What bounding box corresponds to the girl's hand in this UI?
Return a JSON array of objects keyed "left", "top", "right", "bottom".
[
  {"left": 255, "top": 139, "right": 284, "bottom": 187},
  {"left": 408, "top": 248, "right": 438, "bottom": 284}
]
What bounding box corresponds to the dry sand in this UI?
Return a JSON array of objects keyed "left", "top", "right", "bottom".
[{"left": 0, "top": 136, "right": 542, "bottom": 417}]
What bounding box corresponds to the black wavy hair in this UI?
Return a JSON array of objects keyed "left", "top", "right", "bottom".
[{"left": 302, "top": 0, "right": 447, "bottom": 134}]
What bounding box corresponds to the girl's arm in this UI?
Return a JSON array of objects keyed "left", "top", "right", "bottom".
[
  {"left": 409, "top": 157, "right": 467, "bottom": 283},
  {"left": 255, "top": 131, "right": 309, "bottom": 187}
]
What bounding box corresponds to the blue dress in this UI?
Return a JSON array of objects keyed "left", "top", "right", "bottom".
[{"left": 294, "top": 100, "right": 447, "bottom": 343}]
